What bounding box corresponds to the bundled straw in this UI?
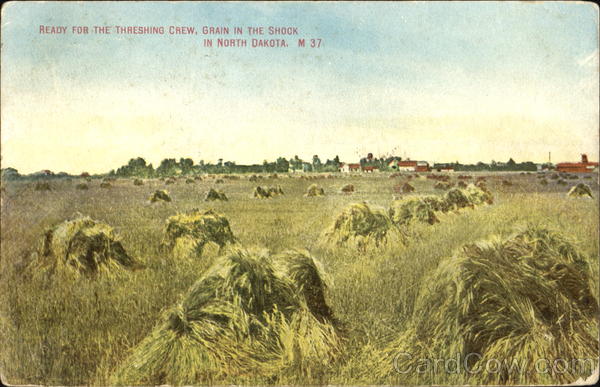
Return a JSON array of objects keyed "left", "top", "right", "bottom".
[
  {"left": 400, "top": 183, "right": 415, "bottom": 193},
  {"left": 434, "top": 181, "right": 452, "bottom": 190},
  {"left": 254, "top": 186, "right": 272, "bottom": 199},
  {"left": 254, "top": 186, "right": 285, "bottom": 199},
  {"left": 305, "top": 184, "right": 325, "bottom": 197},
  {"left": 420, "top": 195, "right": 450, "bottom": 213},
  {"left": 149, "top": 190, "right": 171, "bottom": 203},
  {"left": 567, "top": 183, "right": 593, "bottom": 198},
  {"left": 32, "top": 214, "right": 139, "bottom": 277},
  {"left": 444, "top": 188, "right": 474, "bottom": 210},
  {"left": 205, "top": 188, "right": 228, "bottom": 201},
  {"left": 341, "top": 184, "right": 355, "bottom": 193},
  {"left": 161, "top": 209, "right": 236, "bottom": 259},
  {"left": 268, "top": 186, "right": 285, "bottom": 197},
  {"left": 389, "top": 197, "right": 438, "bottom": 226},
  {"left": 323, "top": 202, "right": 397, "bottom": 248},
  {"left": 376, "top": 225, "right": 598, "bottom": 384},
  {"left": 112, "top": 247, "right": 340, "bottom": 385},
  {"left": 464, "top": 183, "right": 494, "bottom": 205}
]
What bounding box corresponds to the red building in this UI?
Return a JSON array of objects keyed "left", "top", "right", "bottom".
[
  {"left": 392, "top": 160, "right": 429, "bottom": 172},
  {"left": 361, "top": 166, "right": 379, "bottom": 173},
  {"left": 340, "top": 163, "right": 361, "bottom": 173},
  {"left": 556, "top": 154, "right": 598, "bottom": 173}
]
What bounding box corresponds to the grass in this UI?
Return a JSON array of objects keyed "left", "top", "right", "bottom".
[{"left": 0, "top": 172, "right": 598, "bottom": 385}]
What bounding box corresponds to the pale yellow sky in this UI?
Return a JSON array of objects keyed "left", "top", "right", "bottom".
[{"left": 1, "top": 2, "right": 598, "bottom": 174}]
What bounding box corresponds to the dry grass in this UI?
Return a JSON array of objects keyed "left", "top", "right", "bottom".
[
  {"left": 34, "top": 182, "right": 52, "bottom": 191},
  {"left": 0, "top": 173, "right": 597, "bottom": 386}
]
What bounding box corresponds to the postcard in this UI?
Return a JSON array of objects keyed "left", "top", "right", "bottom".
[{"left": 1, "top": 1, "right": 598, "bottom": 385}]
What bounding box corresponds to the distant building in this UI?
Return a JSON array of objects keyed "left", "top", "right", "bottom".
[
  {"left": 433, "top": 163, "right": 455, "bottom": 173},
  {"left": 537, "top": 163, "right": 554, "bottom": 172},
  {"left": 416, "top": 161, "right": 430, "bottom": 172},
  {"left": 340, "top": 163, "right": 361, "bottom": 173},
  {"left": 361, "top": 166, "right": 379, "bottom": 173},
  {"left": 396, "top": 160, "right": 417, "bottom": 171},
  {"left": 390, "top": 159, "right": 429, "bottom": 172},
  {"left": 556, "top": 154, "right": 598, "bottom": 173}
]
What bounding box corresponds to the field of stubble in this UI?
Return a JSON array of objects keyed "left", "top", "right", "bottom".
[{"left": 1, "top": 172, "right": 598, "bottom": 385}]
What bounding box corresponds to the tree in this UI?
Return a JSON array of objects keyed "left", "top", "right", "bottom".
[
  {"left": 114, "top": 157, "right": 154, "bottom": 177},
  {"left": 179, "top": 158, "right": 194, "bottom": 174},
  {"left": 289, "top": 155, "right": 302, "bottom": 171},
  {"left": 1, "top": 167, "right": 20, "bottom": 180},
  {"left": 276, "top": 157, "right": 289, "bottom": 172},
  {"left": 156, "top": 158, "right": 180, "bottom": 176},
  {"left": 312, "top": 155, "right": 322, "bottom": 171}
]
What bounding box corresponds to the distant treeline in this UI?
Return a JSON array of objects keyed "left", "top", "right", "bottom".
[
  {"left": 108, "top": 156, "right": 540, "bottom": 176},
  {"left": 108, "top": 156, "right": 343, "bottom": 177},
  {"left": 436, "top": 159, "right": 539, "bottom": 172},
  {"left": 1, "top": 156, "right": 545, "bottom": 181}
]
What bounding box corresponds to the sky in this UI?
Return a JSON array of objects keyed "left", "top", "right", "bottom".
[{"left": 1, "top": 1, "right": 598, "bottom": 174}]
